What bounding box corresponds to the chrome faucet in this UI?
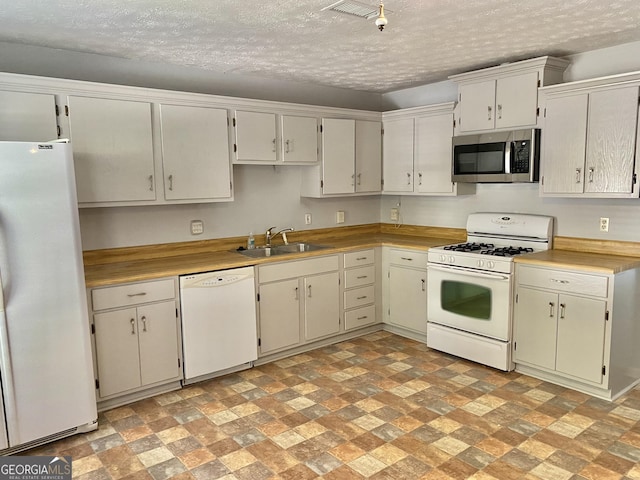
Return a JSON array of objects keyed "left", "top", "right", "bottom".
[{"left": 265, "top": 226, "right": 294, "bottom": 246}]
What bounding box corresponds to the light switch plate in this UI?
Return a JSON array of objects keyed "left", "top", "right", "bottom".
[
  {"left": 191, "top": 220, "right": 204, "bottom": 235},
  {"left": 336, "top": 211, "right": 345, "bottom": 224}
]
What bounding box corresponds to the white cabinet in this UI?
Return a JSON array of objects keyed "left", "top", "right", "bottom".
[
  {"left": 67, "top": 95, "right": 156, "bottom": 204},
  {"left": 0, "top": 90, "right": 58, "bottom": 141},
  {"left": 233, "top": 110, "right": 318, "bottom": 164},
  {"left": 384, "top": 249, "right": 428, "bottom": 338},
  {"left": 342, "top": 249, "right": 378, "bottom": 331},
  {"left": 257, "top": 256, "right": 339, "bottom": 357},
  {"left": 159, "top": 104, "right": 232, "bottom": 201},
  {"left": 513, "top": 262, "right": 640, "bottom": 400},
  {"left": 382, "top": 103, "right": 473, "bottom": 196},
  {"left": 449, "top": 56, "right": 568, "bottom": 134},
  {"left": 540, "top": 79, "right": 640, "bottom": 197},
  {"left": 90, "top": 278, "right": 182, "bottom": 404},
  {"left": 301, "top": 118, "right": 381, "bottom": 197}
]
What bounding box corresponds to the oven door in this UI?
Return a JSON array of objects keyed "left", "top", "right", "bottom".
[{"left": 427, "top": 264, "right": 512, "bottom": 341}]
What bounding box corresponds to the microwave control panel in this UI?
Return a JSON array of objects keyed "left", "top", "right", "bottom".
[{"left": 512, "top": 140, "right": 530, "bottom": 173}]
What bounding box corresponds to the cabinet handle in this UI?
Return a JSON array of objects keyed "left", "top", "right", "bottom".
[
  {"left": 588, "top": 167, "right": 594, "bottom": 183},
  {"left": 148, "top": 175, "right": 154, "bottom": 191},
  {"left": 549, "top": 302, "right": 555, "bottom": 317},
  {"left": 127, "top": 292, "right": 147, "bottom": 298},
  {"left": 401, "top": 257, "right": 413, "bottom": 261},
  {"left": 168, "top": 174, "right": 173, "bottom": 191},
  {"left": 285, "top": 139, "right": 290, "bottom": 153},
  {"left": 351, "top": 173, "right": 355, "bottom": 186},
  {"left": 418, "top": 172, "right": 423, "bottom": 185},
  {"left": 576, "top": 168, "right": 582, "bottom": 184},
  {"left": 356, "top": 275, "right": 368, "bottom": 280},
  {"left": 421, "top": 278, "right": 426, "bottom": 292},
  {"left": 357, "top": 173, "right": 362, "bottom": 185},
  {"left": 356, "top": 296, "right": 368, "bottom": 300},
  {"left": 272, "top": 138, "right": 276, "bottom": 152},
  {"left": 407, "top": 172, "right": 412, "bottom": 185},
  {"left": 497, "top": 104, "right": 502, "bottom": 119},
  {"left": 357, "top": 315, "right": 368, "bottom": 320},
  {"left": 130, "top": 318, "right": 136, "bottom": 335},
  {"left": 560, "top": 303, "right": 566, "bottom": 319},
  {"left": 141, "top": 315, "right": 147, "bottom": 332},
  {"left": 308, "top": 285, "right": 312, "bottom": 298},
  {"left": 294, "top": 286, "right": 299, "bottom": 300},
  {"left": 550, "top": 279, "right": 569, "bottom": 284},
  {"left": 356, "top": 257, "right": 368, "bottom": 261},
  {"left": 488, "top": 105, "right": 492, "bottom": 121}
]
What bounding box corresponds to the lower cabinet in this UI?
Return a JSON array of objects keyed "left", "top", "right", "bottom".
[
  {"left": 513, "top": 263, "right": 640, "bottom": 400},
  {"left": 384, "top": 248, "right": 429, "bottom": 339},
  {"left": 343, "top": 249, "right": 378, "bottom": 330},
  {"left": 89, "top": 278, "right": 182, "bottom": 406},
  {"left": 257, "top": 256, "right": 340, "bottom": 356}
]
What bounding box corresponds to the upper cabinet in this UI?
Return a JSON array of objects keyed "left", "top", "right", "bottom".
[
  {"left": 300, "top": 117, "right": 382, "bottom": 197},
  {"left": 233, "top": 110, "right": 318, "bottom": 165},
  {"left": 539, "top": 72, "right": 640, "bottom": 198},
  {"left": 382, "top": 103, "right": 474, "bottom": 196},
  {"left": 0, "top": 90, "right": 58, "bottom": 142},
  {"left": 449, "top": 56, "right": 569, "bottom": 134}
]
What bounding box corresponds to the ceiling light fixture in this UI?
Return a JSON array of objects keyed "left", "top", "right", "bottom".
[{"left": 375, "top": 1, "right": 388, "bottom": 31}]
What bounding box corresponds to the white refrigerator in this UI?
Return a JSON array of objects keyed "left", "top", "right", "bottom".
[{"left": 0, "top": 141, "right": 97, "bottom": 452}]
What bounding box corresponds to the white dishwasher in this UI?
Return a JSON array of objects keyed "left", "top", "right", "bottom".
[{"left": 179, "top": 266, "right": 257, "bottom": 383}]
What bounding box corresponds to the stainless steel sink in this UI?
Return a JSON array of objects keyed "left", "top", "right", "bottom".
[{"left": 237, "top": 243, "right": 330, "bottom": 258}]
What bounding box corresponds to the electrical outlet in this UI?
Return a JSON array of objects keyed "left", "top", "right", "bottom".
[
  {"left": 390, "top": 208, "right": 399, "bottom": 221},
  {"left": 600, "top": 217, "right": 609, "bottom": 232},
  {"left": 304, "top": 213, "right": 312, "bottom": 225},
  {"left": 336, "top": 211, "right": 345, "bottom": 224},
  {"left": 190, "top": 220, "right": 204, "bottom": 235}
]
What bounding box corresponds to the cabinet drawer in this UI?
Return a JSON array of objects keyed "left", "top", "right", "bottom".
[
  {"left": 344, "top": 285, "right": 375, "bottom": 309},
  {"left": 389, "top": 249, "right": 428, "bottom": 268},
  {"left": 259, "top": 255, "right": 339, "bottom": 283},
  {"left": 344, "top": 265, "right": 375, "bottom": 289},
  {"left": 517, "top": 266, "right": 608, "bottom": 298},
  {"left": 92, "top": 278, "right": 176, "bottom": 311},
  {"left": 345, "top": 305, "right": 376, "bottom": 330},
  {"left": 344, "top": 249, "right": 375, "bottom": 268}
]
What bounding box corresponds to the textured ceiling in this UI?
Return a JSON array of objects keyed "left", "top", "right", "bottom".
[{"left": 1, "top": 0, "right": 640, "bottom": 93}]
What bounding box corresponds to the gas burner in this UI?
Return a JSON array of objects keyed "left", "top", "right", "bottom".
[
  {"left": 481, "top": 246, "right": 535, "bottom": 257},
  {"left": 443, "top": 242, "right": 494, "bottom": 253}
]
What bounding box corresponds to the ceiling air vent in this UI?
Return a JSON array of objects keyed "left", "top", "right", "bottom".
[{"left": 321, "top": 0, "right": 380, "bottom": 19}]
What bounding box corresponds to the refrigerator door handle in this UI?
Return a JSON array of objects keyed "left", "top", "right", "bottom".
[{"left": 0, "top": 269, "right": 16, "bottom": 447}]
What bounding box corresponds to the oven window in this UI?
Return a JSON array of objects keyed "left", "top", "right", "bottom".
[
  {"left": 440, "top": 280, "right": 491, "bottom": 320},
  {"left": 454, "top": 143, "right": 505, "bottom": 174}
]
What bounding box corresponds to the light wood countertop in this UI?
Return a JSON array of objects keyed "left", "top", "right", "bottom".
[{"left": 514, "top": 250, "right": 640, "bottom": 274}]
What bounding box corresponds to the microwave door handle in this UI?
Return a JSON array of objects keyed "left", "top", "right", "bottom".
[
  {"left": 504, "top": 141, "right": 512, "bottom": 174},
  {"left": 428, "top": 264, "right": 510, "bottom": 281}
]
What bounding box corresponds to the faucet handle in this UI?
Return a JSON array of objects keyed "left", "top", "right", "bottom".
[{"left": 266, "top": 226, "right": 276, "bottom": 235}]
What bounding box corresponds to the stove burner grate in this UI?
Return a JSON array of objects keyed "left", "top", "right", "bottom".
[
  {"left": 443, "top": 242, "right": 494, "bottom": 253},
  {"left": 481, "top": 246, "right": 535, "bottom": 257}
]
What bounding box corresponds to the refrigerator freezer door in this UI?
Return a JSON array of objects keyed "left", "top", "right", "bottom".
[{"left": 0, "top": 142, "right": 97, "bottom": 447}]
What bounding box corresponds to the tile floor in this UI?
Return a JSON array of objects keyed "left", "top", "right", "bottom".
[{"left": 28, "top": 331, "right": 640, "bottom": 479}]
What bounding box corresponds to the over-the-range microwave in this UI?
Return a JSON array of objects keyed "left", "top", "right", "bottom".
[{"left": 452, "top": 128, "right": 540, "bottom": 183}]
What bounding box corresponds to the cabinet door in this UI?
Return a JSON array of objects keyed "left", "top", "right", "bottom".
[
  {"left": 414, "top": 113, "right": 454, "bottom": 194},
  {"left": 68, "top": 96, "right": 155, "bottom": 203},
  {"left": 137, "top": 301, "right": 181, "bottom": 386},
  {"left": 495, "top": 72, "right": 539, "bottom": 129},
  {"left": 0, "top": 91, "right": 58, "bottom": 142},
  {"left": 94, "top": 308, "right": 142, "bottom": 398},
  {"left": 322, "top": 118, "right": 355, "bottom": 194},
  {"left": 282, "top": 115, "right": 318, "bottom": 164},
  {"left": 159, "top": 104, "right": 231, "bottom": 200},
  {"left": 259, "top": 279, "right": 300, "bottom": 354},
  {"left": 541, "top": 94, "right": 588, "bottom": 194},
  {"left": 234, "top": 111, "right": 277, "bottom": 162},
  {"left": 388, "top": 265, "right": 427, "bottom": 334},
  {"left": 556, "top": 295, "right": 606, "bottom": 384},
  {"left": 355, "top": 120, "right": 382, "bottom": 193},
  {"left": 513, "top": 287, "right": 557, "bottom": 370},
  {"left": 458, "top": 80, "right": 496, "bottom": 132},
  {"left": 584, "top": 86, "right": 639, "bottom": 194},
  {"left": 304, "top": 271, "right": 340, "bottom": 341},
  {"left": 382, "top": 117, "right": 414, "bottom": 192}
]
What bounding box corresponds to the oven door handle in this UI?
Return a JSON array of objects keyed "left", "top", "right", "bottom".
[{"left": 428, "top": 264, "right": 510, "bottom": 281}]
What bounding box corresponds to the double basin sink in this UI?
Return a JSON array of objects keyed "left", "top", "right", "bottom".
[{"left": 238, "top": 242, "right": 330, "bottom": 258}]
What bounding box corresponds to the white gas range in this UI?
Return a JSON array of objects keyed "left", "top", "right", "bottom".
[{"left": 426, "top": 213, "right": 554, "bottom": 371}]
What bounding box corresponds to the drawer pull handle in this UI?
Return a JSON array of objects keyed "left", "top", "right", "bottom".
[
  {"left": 294, "top": 287, "right": 299, "bottom": 300},
  {"left": 575, "top": 168, "right": 582, "bottom": 184},
  {"left": 127, "top": 292, "right": 147, "bottom": 297},
  {"left": 357, "top": 315, "right": 368, "bottom": 320},
  {"left": 356, "top": 275, "right": 368, "bottom": 279},
  {"left": 401, "top": 257, "right": 413, "bottom": 261},
  {"left": 130, "top": 318, "right": 136, "bottom": 335},
  {"left": 356, "top": 296, "right": 368, "bottom": 300},
  {"left": 549, "top": 302, "right": 555, "bottom": 317},
  {"left": 421, "top": 278, "right": 426, "bottom": 292},
  {"left": 308, "top": 285, "right": 312, "bottom": 298},
  {"left": 550, "top": 279, "right": 569, "bottom": 284},
  {"left": 356, "top": 257, "right": 368, "bottom": 261},
  {"left": 560, "top": 303, "right": 566, "bottom": 319},
  {"left": 141, "top": 316, "right": 147, "bottom": 332}
]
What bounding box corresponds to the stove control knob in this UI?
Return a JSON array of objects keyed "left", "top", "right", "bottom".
[
  {"left": 449, "top": 256, "right": 455, "bottom": 263},
  {"left": 440, "top": 254, "right": 447, "bottom": 262},
  {"left": 477, "top": 259, "right": 484, "bottom": 268},
  {"left": 487, "top": 261, "right": 495, "bottom": 269}
]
